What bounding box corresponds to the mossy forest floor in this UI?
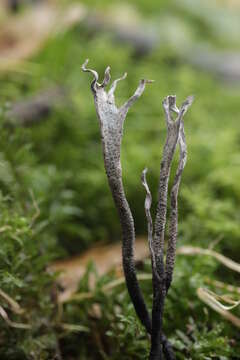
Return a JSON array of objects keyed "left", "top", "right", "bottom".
[{"left": 0, "top": 0, "right": 240, "bottom": 359}]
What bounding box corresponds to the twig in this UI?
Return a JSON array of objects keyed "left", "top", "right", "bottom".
[
  {"left": 208, "top": 235, "right": 224, "bottom": 250},
  {"left": 0, "top": 305, "right": 30, "bottom": 329},
  {"left": 198, "top": 288, "right": 240, "bottom": 310},
  {"left": 60, "top": 323, "right": 89, "bottom": 333},
  {"left": 66, "top": 273, "right": 152, "bottom": 303},
  {"left": 0, "top": 288, "right": 24, "bottom": 314}
]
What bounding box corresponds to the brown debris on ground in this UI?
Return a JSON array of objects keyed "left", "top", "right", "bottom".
[
  {"left": 0, "top": 1, "right": 86, "bottom": 72},
  {"left": 50, "top": 237, "right": 149, "bottom": 303}
]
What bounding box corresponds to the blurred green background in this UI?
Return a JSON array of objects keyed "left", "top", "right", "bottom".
[{"left": 0, "top": 0, "right": 240, "bottom": 359}]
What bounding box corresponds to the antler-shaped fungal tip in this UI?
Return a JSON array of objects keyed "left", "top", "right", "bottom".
[
  {"left": 184, "top": 94, "right": 194, "bottom": 107},
  {"left": 141, "top": 167, "right": 148, "bottom": 178},
  {"left": 81, "top": 58, "right": 89, "bottom": 71},
  {"left": 163, "top": 94, "right": 194, "bottom": 125},
  {"left": 168, "top": 95, "right": 179, "bottom": 114},
  {"left": 81, "top": 59, "right": 99, "bottom": 90},
  {"left": 120, "top": 79, "right": 153, "bottom": 116},
  {"left": 82, "top": 59, "right": 153, "bottom": 118},
  {"left": 108, "top": 72, "right": 127, "bottom": 101},
  {"left": 162, "top": 94, "right": 178, "bottom": 124},
  {"left": 101, "top": 66, "right": 111, "bottom": 88},
  {"left": 178, "top": 95, "right": 194, "bottom": 117}
]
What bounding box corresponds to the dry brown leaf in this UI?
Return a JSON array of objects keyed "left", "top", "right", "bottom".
[
  {"left": 50, "top": 237, "right": 149, "bottom": 303},
  {"left": 0, "top": 2, "right": 86, "bottom": 72},
  {"left": 51, "top": 241, "right": 240, "bottom": 304}
]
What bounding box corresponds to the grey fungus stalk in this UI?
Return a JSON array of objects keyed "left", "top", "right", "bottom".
[
  {"left": 149, "top": 95, "right": 194, "bottom": 360},
  {"left": 164, "top": 96, "right": 193, "bottom": 293},
  {"left": 82, "top": 59, "right": 153, "bottom": 333},
  {"left": 165, "top": 109, "right": 188, "bottom": 293},
  {"left": 82, "top": 59, "right": 193, "bottom": 360}
]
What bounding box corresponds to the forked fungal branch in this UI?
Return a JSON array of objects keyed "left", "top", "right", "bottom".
[
  {"left": 143, "top": 95, "right": 193, "bottom": 359},
  {"left": 82, "top": 58, "right": 154, "bottom": 336},
  {"left": 82, "top": 59, "right": 193, "bottom": 360}
]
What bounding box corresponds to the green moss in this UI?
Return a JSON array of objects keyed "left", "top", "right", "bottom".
[{"left": 0, "top": 0, "right": 240, "bottom": 358}]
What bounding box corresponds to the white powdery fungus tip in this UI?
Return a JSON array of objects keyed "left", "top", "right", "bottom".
[
  {"left": 101, "top": 66, "right": 111, "bottom": 87},
  {"left": 81, "top": 59, "right": 99, "bottom": 84}
]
